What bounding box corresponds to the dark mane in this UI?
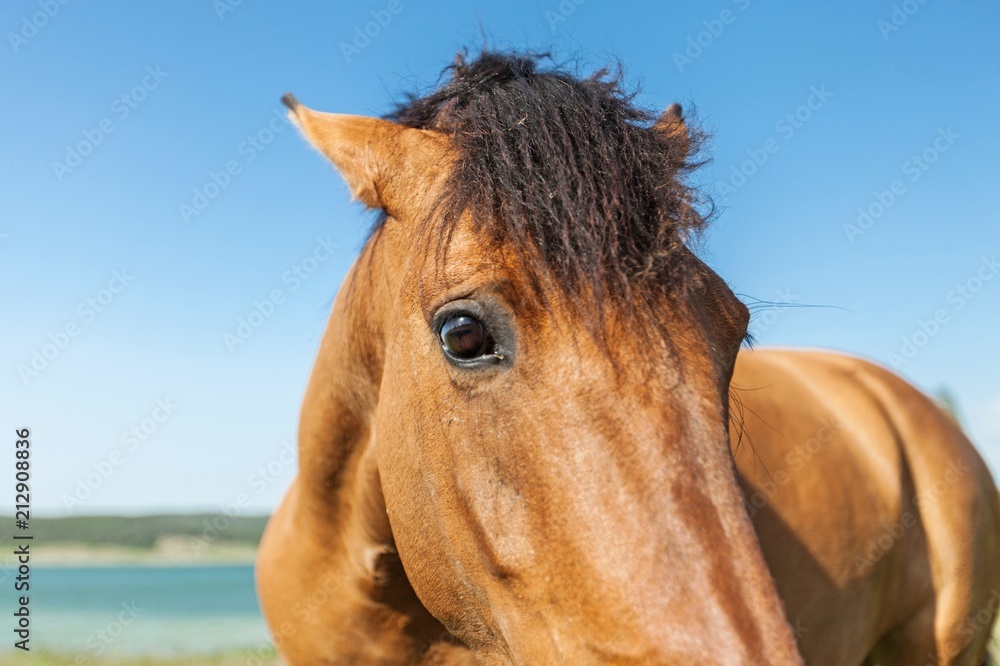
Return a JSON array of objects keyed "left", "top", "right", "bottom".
[{"left": 387, "top": 50, "right": 711, "bottom": 310}]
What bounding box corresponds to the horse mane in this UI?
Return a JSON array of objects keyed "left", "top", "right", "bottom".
[{"left": 386, "top": 49, "right": 712, "bottom": 310}]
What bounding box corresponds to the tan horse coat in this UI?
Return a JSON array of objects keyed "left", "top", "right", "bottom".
[{"left": 257, "top": 68, "right": 999, "bottom": 663}]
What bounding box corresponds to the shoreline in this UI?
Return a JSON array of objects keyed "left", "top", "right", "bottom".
[
  {"left": 30, "top": 540, "right": 258, "bottom": 567},
  {"left": 9, "top": 650, "right": 281, "bottom": 665}
]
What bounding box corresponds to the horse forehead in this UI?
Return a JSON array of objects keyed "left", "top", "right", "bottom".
[{"left": 406, "top": 223, "right": 524, "bottom": 293}]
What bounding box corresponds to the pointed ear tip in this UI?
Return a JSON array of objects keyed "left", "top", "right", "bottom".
[
  {"left": 281, "top": 92, "right": 301, "bottom": 112},
  {"left": 664, "top": 102, "right": 683, "bottom": 120}
]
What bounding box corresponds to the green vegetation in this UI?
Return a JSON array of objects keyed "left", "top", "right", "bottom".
[
  {"left": 932, "top": 385, "right": 964, "bottom": 425},
  {"left": 9, "top": 649, "right": 280, "bottom": 665},
  {"left": 12, "top": 514, "right": 269, "bottom": 549}
]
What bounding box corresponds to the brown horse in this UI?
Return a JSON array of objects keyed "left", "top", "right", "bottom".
[{"left": 256, "top": 52, "right": 1000, "bottom": 665}]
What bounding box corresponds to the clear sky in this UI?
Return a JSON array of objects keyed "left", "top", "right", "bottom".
[{"left": 2, "top": 0, "right": 998, "bottom": 516}]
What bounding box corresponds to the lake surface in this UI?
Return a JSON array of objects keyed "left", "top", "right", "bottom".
[{"left": 24, "top": 565, "right": 272, "bottom": 657}]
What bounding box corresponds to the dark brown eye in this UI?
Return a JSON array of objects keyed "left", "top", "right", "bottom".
[{"left": 438, "top": 315, "right": 495, "bottom": 360}]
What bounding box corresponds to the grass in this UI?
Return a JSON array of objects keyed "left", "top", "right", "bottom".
[{"left": 4, "top": 649, "right": 281, "bottom": 665}]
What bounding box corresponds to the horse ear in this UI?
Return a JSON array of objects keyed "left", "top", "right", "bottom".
[
  {"left": 654, "top": 102, "right": 690, "bottom": 159},
  {"left": 281, "top": 93, "right": 448, "bottom": 215}
]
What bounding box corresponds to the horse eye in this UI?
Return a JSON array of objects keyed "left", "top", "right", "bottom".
[{"left": 438, "top": 315, "right": 495, "bottom": 360}]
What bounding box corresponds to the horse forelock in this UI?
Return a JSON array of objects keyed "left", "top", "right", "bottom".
[{"left": 382, "top": 50, "right": 713, "bottom": 318}]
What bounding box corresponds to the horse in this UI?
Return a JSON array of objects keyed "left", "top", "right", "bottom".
[
  {"left": 731, "top": 350, "right": 1000, "bottom": 665},
  {"left": 256, "top": 51, "right": 1000, "bottom": 665}
]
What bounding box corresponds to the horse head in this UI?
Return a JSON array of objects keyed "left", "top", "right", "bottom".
[{"left": 259, "top": 52, "right": 802, "bottom": 665}]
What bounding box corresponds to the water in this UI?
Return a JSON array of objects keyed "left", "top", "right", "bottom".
[{"left": 28, "top": 565, "right": 271, "bottom": 657}]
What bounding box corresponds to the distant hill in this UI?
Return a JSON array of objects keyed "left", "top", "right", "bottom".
[{"left": 11, "top": 514, "right": 269, "bottom": 549}]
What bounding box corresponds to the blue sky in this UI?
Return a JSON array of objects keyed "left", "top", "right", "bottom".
[{"left": 2, "top": 0, "right": 998, "bottom": 516}]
